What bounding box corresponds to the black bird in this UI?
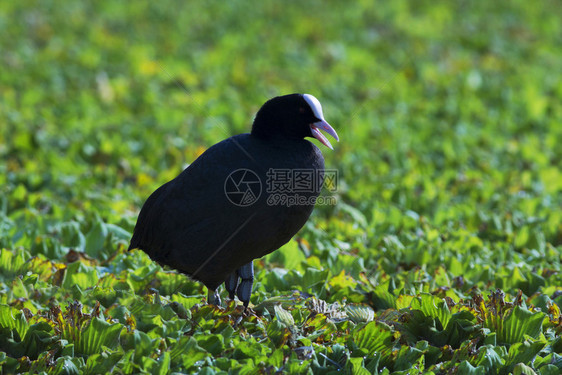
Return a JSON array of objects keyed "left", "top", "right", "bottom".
[{"left": 128, "top": 94, "right": 338, "bottom": 307}]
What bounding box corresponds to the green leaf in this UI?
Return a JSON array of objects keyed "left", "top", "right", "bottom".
[
  {"left": 176, "top": 337, "right": 208, "bottom": 369},
  {"left": 145, "top": 351, "right": 170, "bottom": 375},
  {"left": 121, "top": 330, "right": 155, "bottom": 357},
  {"left": 0, "top": 304, "right": 29, "bottom": 339},
  {"left": 346, "top": 357, "right": 371, "bottom": 375},
  {"left": 0, "top": 308, "right": 54, "bottom": 360},
  {"left": 267, "top": 348, "right": 285, "bottom": 369},
  {"left": 394, "top": 342, "right": 425, "bottom": 371},
  {"left": 513, "top": 363, "right": 538, "bottom": 375},
  {"left": 274, "top": 304, "right": 295, "bottom": 328},
  {"left": 75, "top": 317, "right": 123, "bottom": 355},
  {"left": 196, "top": 334, "right": 225, "bottom": 356},
  {"left": 337, "top": 202, "right": 368, "bottom": 228},
  {"left": 301, "top": 267, "right": 330, "bottom": 292},
  {"left": 85, "top": 218, "right": 108, "bottom": 258},
  {"left": 411, "top": 293, "right": 452, "bottom": 328},
  {"left": 534, "top": 353, "right": 562, "bottom": 371},
  {"left": 84, "top": 352, "right": 123, "bottom": 375},
  {"left": 504, "top": 341, "right": 546, "bottom": 374},
  {"left": 350, "top": 321, "right": 395, "bottom": 358},
  {"left": 62, "top": 262, "right": 99, "bottom": 290},
  {"left": 0, "top": 352, "right": 19, "bottom": 374},
  {"left": 267, "top": 320, "right": 290, "bottom": 348},
  {"left": 456, "top": 361, "right": 487, "bottom": 375},
  {"left": 51, "top": 356, "right": 82, "bottom": 375},
  {"left": 264, "top": 240, "right": 306, "bottom": 273},
  {"left": 473, "top": 345, "right": 504, "bottom": 373},
  {"left": 346, "top": 304, "right": 375, "bottom": 324},
  {"left": 537, "top": 365, "right": 562, "bottom": 375},
  {"left": 498, "top": 306, "right": 544, "bottom": 345},
  {"left": 372, "top": 282, "right": 398, "bottom": 310},
  {"left": 0, "top": 248, "right": 28, "bottom": 280},
  {"left": 20, "top": 322, "right": 56, "bottom": 360}
]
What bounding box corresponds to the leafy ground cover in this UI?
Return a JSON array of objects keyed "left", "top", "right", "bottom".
[{"left": 1, "top": 0, "right": 562, "bottom": 373}]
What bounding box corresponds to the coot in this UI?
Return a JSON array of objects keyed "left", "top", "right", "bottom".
[{"left": 129, "top": 94, "right": 338, "bottom": 307}]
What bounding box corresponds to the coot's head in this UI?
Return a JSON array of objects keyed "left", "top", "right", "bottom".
[{"left": 251, "top": 94, "right": 339, "bottom": 149}]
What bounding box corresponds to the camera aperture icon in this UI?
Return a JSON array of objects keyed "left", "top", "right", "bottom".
[{"left": 224, "top": 169, "right": 262, "bottom": 207}]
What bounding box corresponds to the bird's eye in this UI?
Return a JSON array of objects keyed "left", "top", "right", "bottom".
[{"left": 299, "top": 107, "right": 306, "bottom": 114}]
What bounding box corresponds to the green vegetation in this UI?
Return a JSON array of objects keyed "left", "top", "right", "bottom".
[{"left": 1, "top": 0, "right": 562, "bottom": 373}]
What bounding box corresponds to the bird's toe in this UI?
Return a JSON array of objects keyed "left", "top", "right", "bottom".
[
  {"left": 207, "top": 289, "right": 222, "bottom": 306},
  {"left": 225, "top": 272, "right": 239, "bottom": 300}
]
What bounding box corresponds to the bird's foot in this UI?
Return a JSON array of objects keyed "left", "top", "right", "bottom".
[
  {"left": 236, "top": 261, "right": 254, "bottom": 308},
  {"left": 207, "top": 289, "right": 222, "bottom": 306},
  {"left": 224, "top": 261, "right": 254, "bottom": 307},
  {"left": 225, "top": 272, "right": 239, "bottom": 300}
]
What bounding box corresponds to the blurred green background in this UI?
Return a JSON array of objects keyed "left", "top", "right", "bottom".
[{"left": 1, "top": 0, "right": 562, "bottom": 373}]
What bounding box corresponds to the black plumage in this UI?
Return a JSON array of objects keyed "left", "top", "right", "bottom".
[{"left": 128, "top": 93, "right": 338, "bottom": 307}]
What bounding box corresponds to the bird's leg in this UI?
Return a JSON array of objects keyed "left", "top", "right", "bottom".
[
  {"left": 207, "top": 288, "right": 221, "bottom": 306},
  {"left": 225, "top": 272, "right": 239, "bottom": 300},
  {"left": 236, "top": 261, "right": 254, "bottom": 308}
]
